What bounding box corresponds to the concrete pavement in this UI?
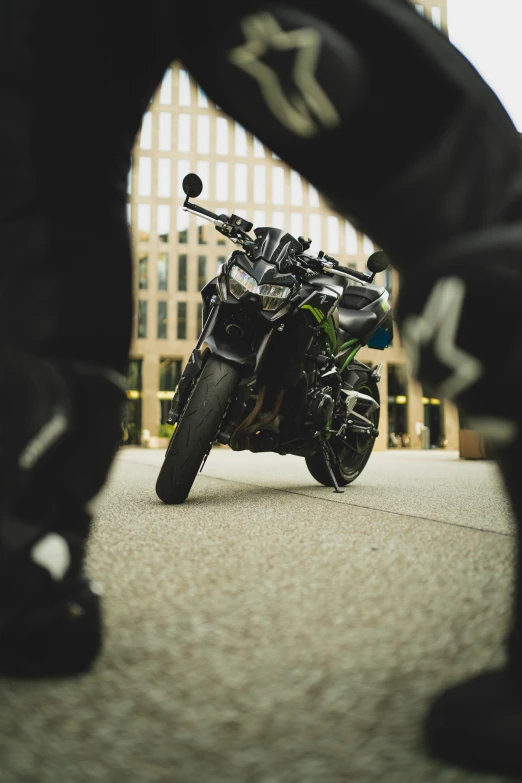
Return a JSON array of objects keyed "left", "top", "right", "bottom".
[{"left": 0, "top": 448, "right": 516, "bottom": 783}]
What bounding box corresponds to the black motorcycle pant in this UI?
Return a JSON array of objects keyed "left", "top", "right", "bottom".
[{"left": 2, "top": 0, "right": 522, "bottom": 686}]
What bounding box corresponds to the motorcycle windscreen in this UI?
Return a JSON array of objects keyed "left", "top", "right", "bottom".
[{"left": 254, "top": 227, "right": 302, "bottom": 265}]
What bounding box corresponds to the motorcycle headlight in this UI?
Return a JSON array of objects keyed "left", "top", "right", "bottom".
[
  {"left": 257, "top": 283, "right": 292, "bottom": 311},
  {"left": 229, "top": 265, "right": 257, "bottom": 299},
  {"left": 228, "top": 266, "right": 292, "bottom": 310}
]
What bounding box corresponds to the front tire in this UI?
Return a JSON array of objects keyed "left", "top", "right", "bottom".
[
  {"left": 306, "top": 379, "right": 380, "bottom": 488},
  {"left": 155, "top": 356, "right": 239, "bottom": 504}
]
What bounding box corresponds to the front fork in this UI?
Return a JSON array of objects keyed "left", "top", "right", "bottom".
[
  {"left": 166, "top": 298, "right": 221, "bottom": 425},
  {"left": 166, "top": 298, "right": 276, "bottom": 425}
]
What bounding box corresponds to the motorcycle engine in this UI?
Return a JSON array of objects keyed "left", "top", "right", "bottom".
[{"left": 307, "top": 387, "right": 335, "bottom": 428}]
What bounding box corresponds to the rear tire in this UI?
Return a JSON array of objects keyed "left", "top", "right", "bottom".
[
  {"left": 306, "top": 379, "right": 380, "bottom": 487},
  {"left": 155, "top": 356, "right": 239, "bottom": 504}
]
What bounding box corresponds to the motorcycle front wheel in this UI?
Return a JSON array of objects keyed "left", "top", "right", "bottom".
[
  {"left": 155, "top": 355, "right": 239, "bottom": 504},
  {"left": 305, "top": 379, "right": 380, "bottom": 488}
]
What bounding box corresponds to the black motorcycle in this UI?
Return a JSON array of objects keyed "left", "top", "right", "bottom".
[{"left": 156, "top": 173, "right": 393, "bottom": 504}]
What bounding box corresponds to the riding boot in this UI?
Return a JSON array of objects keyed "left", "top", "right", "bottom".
[
  {"left": 0, "top": 351, "right": 125, "bottom": 677},
  {"left": 424, "top": 431, "right": 522, "bottom": 777}
]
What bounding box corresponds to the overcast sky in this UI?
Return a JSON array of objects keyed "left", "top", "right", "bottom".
[{"left": 448, "top": 0, "right": 522, "bottom": 129}]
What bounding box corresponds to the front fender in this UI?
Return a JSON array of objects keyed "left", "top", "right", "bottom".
[{"left": 197, "top": 334, "right": 257, "bottom": 368}]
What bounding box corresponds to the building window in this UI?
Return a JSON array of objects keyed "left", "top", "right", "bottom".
[
  {"left": 215, "top": 162, "right": 229, "bottom": 201},
  {"left": 177, "top": 302, "right": 187, "bottom": 339},
  {"left": 158, "top": 112, "right": 171, "bottom": 151},
  {"left": 127, "top": 159, "right": 132, "bottom": 194},
  {"left": 158, "top": 253, "right": 168, "bottom": 291},
  {"left": 126, "top": 359, "right": 142, "bottom": 392},
  {"left": 177, "top": 207, "right": 188, "bottom": 244},
  {"left": 272, "top": 150, "right": 281, "bottom": 160},
  {"left": 235, "top": 163, "right": 248, "bottom": 202},
  {"left": 363, "top": 235, "right": 374, "bottom": 256},
  {"left": 309, "top": 215, "right": 322, "bottom": 248},
  {"left": 197, "top": 160, "right": 210, "bottom": 199},
  {"left": 158, "top": 158, "right": 171, "bottom": 198},
  {"left": 216, "top": 117, "right": 229, "bottom": 155},
  {"left": 431, "top": 5, "right": 442, "bottom": 29},
  {"left": 253, "top": 137, "right": 265, "bottom": 157},
  {"left": 159, "top": 68, "right": 172, "bottom": 105},
  {"left": 179, "top": 69, "right": 191, "bottom": 106},
  {"left": 217, "top": 255, "right": 226, "bottom": 273},
  {"left": 272, "top": 211, "right": 285, "bottom": 231},
  {"left": 272, "top": 167, "right": 285, "bottom": 205},
  {"left": 327, "top": 216, "right": 340, "bottom": 254},
  {"left": 345, "top": 221, "right": 358, "bottom": 255},
  {"left": 253, "top": 210, "right": 266, "bottom": 228},
  {"left": 235, "top": 122, "right": 247, "bottom": 156},
  {"left": 197, "top": 256, "right": 207, "bottom": 290},
  {"left": 177, "top": 159, "right": 190, "bottom": 197},
  {"left": 138, "top": 157, "right": 151, "bottom": 196},
  {"left": 138, "top": 252, "right": 148, "bottom": 290},
  {"left": 178, "top": 254, "right": 188, "bottom": 292},
  {"left": 414, "top": 3, "right": 425, "bottom": 16},
  {"left": 122, "top": 359, "right": 142, "bottom": 445},
  {"left": 137, "top": 204, "right": 151, "bottom": 242},
  {"left": 197, "top": 217, "right": 208, "bottom": 245},
  {"left": 309, "top": 184, "right": 320, "bottom": 207},
  {"left": 253, "top": 165, "right": 266, "bottom": 204},
  {"left": 197, "top": 85, "right": 209, "bottom": 108},
  {"left": 157, "top": 204, "right": 170, "bottom": 243},
  {"left": 159, "top": 358, "right": 182, "bottom": 425},
  {"left": 197, "top": 115, "right": 210, "bottom": 154},
  {"left": 157, "top": 301, "right": 168, "bottom": 339},
  {"left": 140, "top": 112, "right": 152, "bottom": 149},
  {"left": 388, "top": 365, "right": 409, "bottom": 443},
  {"left": 159, "top": 358, "right": 182, "bottom": 391},
  {"left": 137, "top": 300, "right": 147, "bottom": 338},
  {"left": 197, "top": 303, "right": 204, "bottom": 332},
  {"left": 178, "top": 114, "right": 191, "bottom": 153},
  {"left": 291, "top": 213, "right": 303, "bottom": 241},
  {"left": 126, "top": 203, "right": 131, "bottom": 225},
  {"left": 290, "top": 171, "right": 303, "bottom": 206}
]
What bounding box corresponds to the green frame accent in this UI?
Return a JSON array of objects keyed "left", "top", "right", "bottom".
[
  {"left": 339, "top": 346, "right": 360, "bottom": 374},
  {"left": 336, "top": 338, "right": 361, "bottom": 374},
  {"left": 301, "top": 303, "right": 324, "bottom": 323},
  {"left": 320, "top": 315, "right": 337, "bottom": 353}
]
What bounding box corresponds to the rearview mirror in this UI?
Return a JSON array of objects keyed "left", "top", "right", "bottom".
[
  {"left": 182, "top": 173, "right": 203, "bottom": 199},
  {"left": 367, "top": 250, "right": 390, "bottom": 274}
]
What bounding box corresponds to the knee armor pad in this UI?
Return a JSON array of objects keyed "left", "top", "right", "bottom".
[{"left": 396, "top": 226, "right": 522, "bottom": 448}]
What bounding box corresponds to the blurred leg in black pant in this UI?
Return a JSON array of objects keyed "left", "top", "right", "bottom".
[
  {"left": 0, "top": 0, "right": 168, "bottom": 676},
  {"left": 2, "top": 0, "right": 522, "bottom": 776},
  {"left": 177, "top": 0, "right": 522, "bottom": 775}
]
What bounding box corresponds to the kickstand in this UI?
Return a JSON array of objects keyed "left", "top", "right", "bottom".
[{"left": 321, "top": 438, "right": 344, "bottom": 494}]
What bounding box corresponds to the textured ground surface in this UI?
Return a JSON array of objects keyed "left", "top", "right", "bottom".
[{"left": 0, "top": 448, "right": 516, "bottom": 783}]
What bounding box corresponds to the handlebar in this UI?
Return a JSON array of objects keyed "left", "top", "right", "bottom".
[
  {"left": 298, "top": 252, "right": 374, "bottom": 284},
  {"left": 183, "top": 200, "right": 227, "bottom": 225},
  {"left": 183, "top": 197, "right": 254, "bottom": 245},
  {"left": 321, "top": 253, "right": 373, "bottom": 284},
  {"left": 182, "top": 196, "right": 374, "bottom": 283}
]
